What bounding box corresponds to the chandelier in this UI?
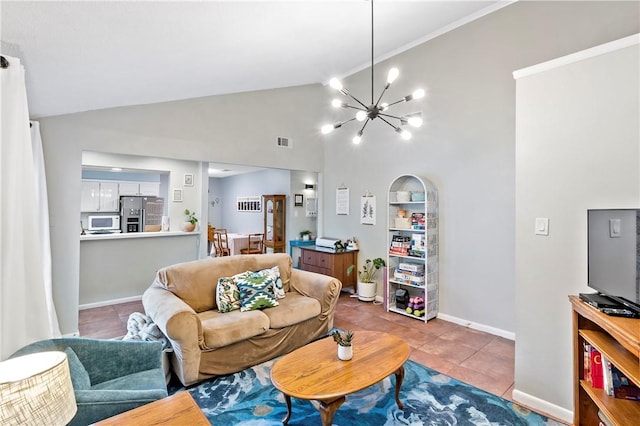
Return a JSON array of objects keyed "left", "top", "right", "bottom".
[{"left": 321, "top": 0, "right": 424, "bottom": 144}]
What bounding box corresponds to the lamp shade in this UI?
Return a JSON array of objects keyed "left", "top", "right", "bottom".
[{"left": 0, "top": 351, "right": 77, "bottom": 426}]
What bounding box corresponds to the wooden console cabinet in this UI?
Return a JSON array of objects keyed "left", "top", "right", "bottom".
[
  {"left": 570, "top": 295, "right": 639, "bottom": 425},
  {"left": 299, "top": 247, "right": 358, "bottom": 290}
]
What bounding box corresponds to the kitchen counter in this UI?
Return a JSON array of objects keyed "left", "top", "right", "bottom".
[{"left": 80, "top": 231, "right": 197, "bottom": 241}]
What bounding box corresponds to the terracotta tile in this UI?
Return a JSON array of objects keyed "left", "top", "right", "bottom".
[
  {"left": 483, "top": 336, "right": 515, "bottom": 359},
  {"left": 444, "top": 364, "right": 513, "bottom": 397},
  {"left": 78, "top": 305, "right": 117, "bottom": 326},
  {"left": 460, "top": 350, "right": 514, "bottom": 382},
  {"left": 502, "top": 383, "right": 515, "bottom": 401},
  {"left": 409, "top": 348, "right": 458, "bottom": 375},
  {"left": 113, "top": 300, "right": 144, "bottom": 317},
  {"left": 439, "top": 327, "right": 495, "bottom": 350},
  {"left": 417, "top": 337, "right": 476, "bottom": 364}
]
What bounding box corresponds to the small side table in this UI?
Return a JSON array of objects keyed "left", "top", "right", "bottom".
[{"left": 289, "top": 239, "right": 316, "bottom": 268}]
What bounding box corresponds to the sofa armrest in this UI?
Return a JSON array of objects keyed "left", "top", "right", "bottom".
[
  {"left": 290, "top": 268, "right": 342, "bottom": 321},
  {"left": 142, "top": 286, "right": 203, "bottom": 386}
]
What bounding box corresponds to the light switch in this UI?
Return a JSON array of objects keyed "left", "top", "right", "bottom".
[
  {"left": 609, "top": 219, "right": 621, "bottom": 238},
  {"left": 535, "top": 218, "right": 549, "bottom": 236}
]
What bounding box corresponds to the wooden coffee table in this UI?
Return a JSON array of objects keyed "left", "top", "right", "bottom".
[
  {"left": 270, "top": 330, "right": 410, "bottom": 426},
  {"left": 93, "top": 392, "right": 209, "bottom": 425}
]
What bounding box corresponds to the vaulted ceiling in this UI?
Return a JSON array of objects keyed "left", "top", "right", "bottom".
[{"left": 1, "top": 1, "right": 507, "bottom": 118}]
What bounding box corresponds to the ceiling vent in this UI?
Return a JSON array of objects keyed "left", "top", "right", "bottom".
[{"left": 276, "top": 137, "right": 292, "bottom": 149}]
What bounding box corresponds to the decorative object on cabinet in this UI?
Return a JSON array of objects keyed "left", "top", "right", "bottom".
[
  {"left": 263, "top": 195, "right": 286, "bottom": 253},
  {"left": 181, "top": 209, "right": 197, "bottom": 232},
  {"left": 183, "top": 173, "right": 194, "bottom": 187},
  {"left": 299, "top": 230, "right": 312, "bottom": 241},
  {"left": 348, "top": 257, "right": 385, "bottom": 302},
  {"left": 294, "top": 194, "right": 304, "bottom": 207},
  {"left": 569, "top": 295, "right": 640, "bottom": 425},
  {"left": 361, "top": 193, "right": 376, "bottom": 225},
  {"left": 386, "top": 174, "right": 438, "bottom": 321},
  {"left": 299, "top": 246, "right": 358, "bottom": 292},
  {"left": 320, "top": 0, "right": 424, "bottom": 144}
]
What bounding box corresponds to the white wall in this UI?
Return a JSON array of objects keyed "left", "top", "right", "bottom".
[{"left": 514, "top": 37, "right": 639, "bottom": 420}]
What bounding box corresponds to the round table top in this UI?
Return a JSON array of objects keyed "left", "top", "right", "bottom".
[{"left": 270, "top": 330, "right": 410, "bottom": 401}]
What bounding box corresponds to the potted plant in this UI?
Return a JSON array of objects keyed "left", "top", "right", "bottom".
[
  {"left": 348, "top": 257, "right": 386, "bottom": 302},
  {"left": 299, "top": 230, "right": 312, "bottom": 241},
  {"left": 331, "top": 329, "right": 353, "bottom": 360},
  {"left": 181, "top": 209, "right": 198, "bottom": 232}
]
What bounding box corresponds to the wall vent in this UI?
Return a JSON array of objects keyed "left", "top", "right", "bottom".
[{"left": 276, "top": 137, "right": 292, "bottom": 149}]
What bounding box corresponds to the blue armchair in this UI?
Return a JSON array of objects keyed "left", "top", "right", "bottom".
[{"left": 11, "top": 338, "right": 168, "bottom": 426}]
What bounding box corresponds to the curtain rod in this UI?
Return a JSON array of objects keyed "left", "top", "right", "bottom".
[{"left": 0, "top": 55, "right": 9, "bottom": 68}]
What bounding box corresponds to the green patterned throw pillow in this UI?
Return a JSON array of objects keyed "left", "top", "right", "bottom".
[
  {"left": 255, "top": 266, "right": 286, "bottom": 299},
  {"left": 237, "top": 271, "right": 279, "bottom": 312},
  {"left": 216, "top": 276, "right": 241, "bottom": 313}
]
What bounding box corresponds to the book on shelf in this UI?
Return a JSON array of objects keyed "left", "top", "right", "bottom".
[
  {"left": 597, "top": 410, "right": 614, "bottom": 426},
  {"left": 602, "top": 355, "right": 613, "bottom": 396},
  {"left": 590, "top": 346, "right": 604, "bottom": 389},
  {"left": 398, "top": 263, "right": 425, "bottom": 273},
  {"left": 407, "top": 249, "right": 426, "bottom": 258},
  {"left": 411, "top": 213, "right": 425, "bottom": 229},
  {"left": 583, "top": 342, "right": 591, "bottom": 386},
  {"left": 610, "top": 362, "right": 640, "bottom": 400}
]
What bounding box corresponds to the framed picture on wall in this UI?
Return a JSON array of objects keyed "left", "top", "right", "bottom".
[
  {"left": 173, "top": 189, "right": 183, "bottom": 202},
  {"left": 294, "top": 194, "right": 304, "bottom": 207},
  {"left": 184, "top": 173, "right": 194, "bottom": 187}
]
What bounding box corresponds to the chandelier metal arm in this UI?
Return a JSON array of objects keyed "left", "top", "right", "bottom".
[
  {"left": 378, "top": 112, "right": 404, "bottom": 121},
  {"left": 378, "top": 115, "right": 399, "bottom": 131},
  {"left": 358, "top": 118, "right": 371, "bottom": 135},
  {"left": 340, "top": 88, "right": 369, "bottom": 109}
]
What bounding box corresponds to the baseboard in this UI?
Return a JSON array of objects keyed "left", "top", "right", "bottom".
[
  {"left": 436, "top": 312, "right": 515, "bottom": 341},
  {"left": 79, "top": 295, "right": 142, "bottom": 311},
  {"left": 512, "top": 389, "right": 573, "bottom": 424}
]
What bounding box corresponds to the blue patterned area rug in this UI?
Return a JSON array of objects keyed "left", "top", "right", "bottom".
[{"left": 179, "top": 358, "right": 562, "bottom": 425}]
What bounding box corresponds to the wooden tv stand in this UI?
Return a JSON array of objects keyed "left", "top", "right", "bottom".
[{"left": 569, "top": 295, "right": 639, "bottom": 425}]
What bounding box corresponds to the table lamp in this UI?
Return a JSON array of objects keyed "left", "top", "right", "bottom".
[{"left": 0, "top": 351, "right": 77, "bottom": 425}]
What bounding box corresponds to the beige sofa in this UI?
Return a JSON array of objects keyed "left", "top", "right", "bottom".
[{"left": 142, "top": 253, "right": 342, "bottom": 386}]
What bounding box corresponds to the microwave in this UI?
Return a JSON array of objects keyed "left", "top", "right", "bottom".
[{"left": 88, "top": 215, "right": 120, "bottom": 231}]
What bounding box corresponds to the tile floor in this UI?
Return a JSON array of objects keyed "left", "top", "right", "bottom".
[{"left": 79, "top": 291, "right": 565, "bottom": 423}]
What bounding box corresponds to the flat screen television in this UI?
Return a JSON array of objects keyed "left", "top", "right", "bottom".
[{"left": 587, "top": 209, "right": 640, "bottom": 314}]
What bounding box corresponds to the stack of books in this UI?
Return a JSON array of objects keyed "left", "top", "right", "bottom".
[
  {"left": 393, "top": 263, "right": 425, "bottom": 286},
  {"left": 584, "top": 342, "right": 640, "bottom": 400},
  {"left": 389, "top": 235, "right": 411, "bottom": 256}
]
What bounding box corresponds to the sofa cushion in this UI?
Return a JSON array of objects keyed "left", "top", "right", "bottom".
[
  {"left": 216, "top": 276, "right": 241, "bottom": 313},
  {"left": 261, "top": 292, "right": 322, "bottom": 328},
  {"left": 65, "top": 347, "right": 91, "bottom": 390},
  {"left": 237, "top": 272, "right": 279, "bottom": 312},
  {"left": 90, "top": 369, "right": 166, "bottom": 392},
  {"left": 198, "top": 309, "right": 269, "bottom": 349}
]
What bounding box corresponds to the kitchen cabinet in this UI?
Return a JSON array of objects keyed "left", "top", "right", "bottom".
[
  {"left": 386, "top": 174, "right": 439, "bottom": 322},
  {"left": 81, "top": 180, "right": 118, "bottom": 212},
  {"left": 263, "top": 194, "right": 286, "bottom": 253},
  {"left": 299, "top": 247, "right": 358, "bottom": 291},
  {"left": 118, "top": 182, "right": 160, "bottom": 196}
]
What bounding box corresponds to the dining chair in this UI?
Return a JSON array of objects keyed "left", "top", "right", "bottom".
[
  {"left": 207, "top": 225, "right": 216, "bottom": 255},
  {"left": 213, "top": 228, "right": 231, "bottom": 257},
  {"left": 240, "top": 233, "right": 265, "bottom": 254}
]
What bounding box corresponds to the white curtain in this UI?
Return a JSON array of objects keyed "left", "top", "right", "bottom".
[{"left": 0, "top": 55, "right": 60, "bottom": 361}]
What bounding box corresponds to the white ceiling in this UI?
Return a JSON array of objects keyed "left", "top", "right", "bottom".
[{"left": 1, "top": 1, "right": 508, "bottom": 118}]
